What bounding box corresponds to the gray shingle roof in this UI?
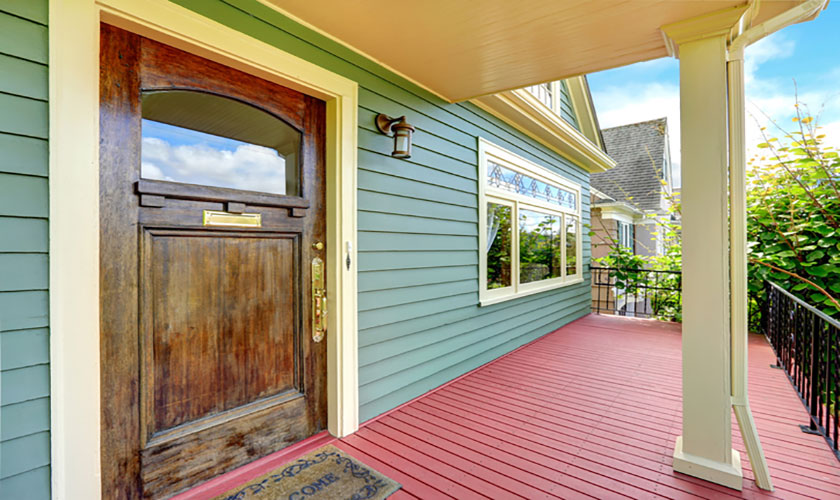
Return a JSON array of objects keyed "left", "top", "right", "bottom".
[{"left": 592, "top": 118, "right": 668, "bottom": 212}]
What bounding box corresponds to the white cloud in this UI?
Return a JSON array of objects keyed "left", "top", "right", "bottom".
[
  {"left": 743, "top": 34, "right": 840, "bottom": 160},
  {"left": 743, "top": 35, "right": 795, "bottom": 86},
  {"left": 140, "top": 161, "right": 173, "bottom": 182},
  {"left": 141, "top": 137, "right": 288, "bottom": 194},
  {"left": 818, "top": 121, "right": 840, "bottom": 151},
  {"left": 591, "top": 31, "right": 840, "bottom": 188}
]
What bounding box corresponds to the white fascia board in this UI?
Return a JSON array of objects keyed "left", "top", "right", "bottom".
[
  {"left": 471, "top": 90, "right": 616, "bottom": 173},
  {"left": 590, "top": 187, "right": 614, "bottom": 202}
]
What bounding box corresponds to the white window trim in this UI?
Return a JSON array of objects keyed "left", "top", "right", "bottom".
[
  {"left": 526, "top": 81, "right": 564, "bottom": 118},
  {"left": 478, "top": 138, "right": 583, "bottom": 307},
  {"left": 525, "top": 82, "right": 555, "bottom": 110},
  {"left": 617, "top": 220, "right": 634, "bottom": 249}
]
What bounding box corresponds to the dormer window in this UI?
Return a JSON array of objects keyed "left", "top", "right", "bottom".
[
  {"left": 519, "top": 80, "right": 580, "bottom": 131},
  {"left": 525, "top": 83, "right": 553, "bottom": 109}
]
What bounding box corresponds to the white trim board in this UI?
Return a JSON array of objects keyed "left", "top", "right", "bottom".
[
  {"left": 477, "top": 138, "right": 584, "bottom": 307},
  {"left": 48, "top": 1, "right": 359, "bottom": 498},
  {"left": 472, "top": 90, "right": 616, "bottom": 173}
]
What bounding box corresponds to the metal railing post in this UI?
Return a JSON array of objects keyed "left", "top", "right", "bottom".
[
  {"left": 762, "top": 280, "right": 840, "bottom": 461},
  {"left": 810, "top": 313, "right": 820, "bottom": 432},
  {"left": 588, "top": 265, "right": 682, "bottom": 321}
]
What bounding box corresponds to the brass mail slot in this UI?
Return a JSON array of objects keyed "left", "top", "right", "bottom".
[{"left": 202, "top": 210, "right": 262, "bottom": 227}]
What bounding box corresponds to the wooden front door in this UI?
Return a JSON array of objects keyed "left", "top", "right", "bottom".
[{"left": 99, "top": 24, "right": 327, "bottom": 499}]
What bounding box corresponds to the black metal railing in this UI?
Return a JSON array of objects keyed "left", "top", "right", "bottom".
[
  {"left": 762, "top": 281, "right": 840, "bottom": 460},
  {"left": 590, "top": 266, "right": 682, "bottom": 321}
]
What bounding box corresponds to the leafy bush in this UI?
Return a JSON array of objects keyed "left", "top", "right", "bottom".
[
  {"left": 747, "top": 105, "right": 840, "bottom": 328},
  {"left": 590, "top": 102, "right": 839, "bottom": 327},
  {"left": 590, "top": 191, "right": 682, "bottom": 322}
]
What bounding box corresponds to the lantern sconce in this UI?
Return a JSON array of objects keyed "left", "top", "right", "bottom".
[{"left": 375, "top": 114, "right": 415, "bottom": 159}]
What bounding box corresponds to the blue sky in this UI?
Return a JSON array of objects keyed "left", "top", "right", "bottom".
[{"left": 587, "top": 4, "right": 840, "bottom": 186}]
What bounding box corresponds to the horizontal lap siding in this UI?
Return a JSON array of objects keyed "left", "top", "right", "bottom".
[
  {"left": 175, "top": 0, "right": 593, "bottom": 422},
  {"left": 559, "top": 80, "right": 579, "bottom": 129},
  {"left": 0, "top": 2, "right": 50, "bottom": 497}
]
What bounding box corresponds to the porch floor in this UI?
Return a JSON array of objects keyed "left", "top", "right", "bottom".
[{"left": 189, "top": 314, "right": 840, "bottom": 499}]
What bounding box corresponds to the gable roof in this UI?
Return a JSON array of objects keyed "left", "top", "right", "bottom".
[
  {"left": 592, "top": 118, "right": 669, "bottom": 213},
  {"left": 564, "top": 76, "right": 607, "bottom": 152}
]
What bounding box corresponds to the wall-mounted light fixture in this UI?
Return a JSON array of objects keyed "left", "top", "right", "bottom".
[{"left": 375, "top": 114, "right": 415, "bottom": 159}]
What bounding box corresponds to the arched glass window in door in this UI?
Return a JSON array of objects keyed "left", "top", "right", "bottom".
[{"left": 140, "top": 90, "right": 301, "bottom": 195}]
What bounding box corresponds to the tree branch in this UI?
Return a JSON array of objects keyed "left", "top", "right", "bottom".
[
  {"left": 757, "top": 113, "right": 840, "bottom": 228},
  {"left": 755, "top": 220, "right": 803, "bottom": 262},
  {"left": 750, "top": 259, "right": 840, "bottom": 312}
]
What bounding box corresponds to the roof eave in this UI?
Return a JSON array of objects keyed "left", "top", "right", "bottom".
[
  {"left": 471, "top": 90, "right": 616, "bottom": 174},
  {"left": 593, "top": 201, "right": 644, "bottom": 214},
  {"left": 590, "top": 187, "right": 615, "bottom": 202},
  {"left": 565, "top": 76, "right": 606, "bottom": 153}
]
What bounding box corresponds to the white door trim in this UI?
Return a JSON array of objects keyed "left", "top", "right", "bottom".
[{"left": 48, "top": 1, "right": 359, "bottom": 498}]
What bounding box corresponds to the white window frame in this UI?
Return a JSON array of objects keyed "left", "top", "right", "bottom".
[
  {"left": 525, "top": 81, "right": 568, "bottom": 116},
  {"left": 617, "top": 220, "right": 634, "bottom": 250},
  {"left": 525, "top": 82, "right": 554, "bottom": 109},
  {"left": 478, "top": 138, "right": 583, "bottom": 306}
]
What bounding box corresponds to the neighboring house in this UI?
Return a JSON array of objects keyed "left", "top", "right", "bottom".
[
  {"left": 589, "top": 118, "right": 677, "bottom": 315},
  {"left": 0, "top": 1, "right": 824, "bottom": 498},
  {"left": 590, "top": 118, "right": 676, "bottom": 262}
]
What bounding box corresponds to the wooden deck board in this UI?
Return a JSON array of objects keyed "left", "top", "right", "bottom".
[
  {"left": 180, "top": 314, "right": 840, "bottom": 499},
  {"left": 346, "top": 314, "right": 840, "bottom": 499}
]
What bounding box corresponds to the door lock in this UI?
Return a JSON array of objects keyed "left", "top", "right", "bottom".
[{"left": 311, "top": 256, "right": 327, "bottom": 342}]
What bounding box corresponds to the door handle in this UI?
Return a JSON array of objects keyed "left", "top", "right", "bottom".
[{"left": 312, "top": 256, "right": 327, "bottom": 342}]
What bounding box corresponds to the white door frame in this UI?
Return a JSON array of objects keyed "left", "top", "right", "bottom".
[{"left": 48, "top": 1, "right": 359, "bottom": 498}]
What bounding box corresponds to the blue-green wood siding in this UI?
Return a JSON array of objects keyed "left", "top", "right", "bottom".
[
  {"left": 0, "top": 2, "right": 50, "bottom": 497},
  {"left": 559, "top": 80, "right": 579, "bottom": 130},
  {"left": 172, "top": 0, "right": 591, "bottom": 422},
  {"left": 0, "top": 0, "right": 590, "bottom": 494}
]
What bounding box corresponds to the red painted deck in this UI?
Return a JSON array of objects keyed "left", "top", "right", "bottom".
[{"left": 181, "top": 314, "right": 840, "bottom": 499}]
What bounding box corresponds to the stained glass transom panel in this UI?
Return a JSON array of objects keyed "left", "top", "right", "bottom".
[{"left": 487, "top": 161, "right": 576, "bottom": 210}]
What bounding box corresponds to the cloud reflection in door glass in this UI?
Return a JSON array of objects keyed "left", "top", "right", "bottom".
[{"left": 141, "top": 119, "right": 287, "bottom": 194}]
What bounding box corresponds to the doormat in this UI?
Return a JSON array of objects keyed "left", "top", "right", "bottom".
[{"left": 213, "top": 444, "right": 401, "bottom": 500}]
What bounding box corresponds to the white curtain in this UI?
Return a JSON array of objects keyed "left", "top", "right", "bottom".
[{"left": 486, "top": 204, "right": 501, "bottom": 252}]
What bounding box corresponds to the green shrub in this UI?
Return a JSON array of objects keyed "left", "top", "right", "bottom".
[{"left": 746, "top": 105, "right": 840, "bottom": 329}]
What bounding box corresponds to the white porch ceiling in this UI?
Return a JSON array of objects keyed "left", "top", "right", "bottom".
[{"left": 264, "top": 0, "right": 804, "bottom": 102}]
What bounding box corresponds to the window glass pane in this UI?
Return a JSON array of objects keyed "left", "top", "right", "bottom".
[
  {"left": 617, "top": 221, "right": 634, "bottom": 250},
  {"left": 519, "top": 208, "right": 563, "bottom": 284},
  {"left": 140, "top": 90, "right": 301, "bottom": 195},
  {"left": 566, "top": 216, "right": 578, "bottom": 276},
  {"left": 617, "top": 221, "right": 625, "bottom": 248},
  {"left": 487, "top": 161, "right": 576, "bottom": 210},
  {"left": 486, "top": 203, "right": 512, "bottom": 289}
]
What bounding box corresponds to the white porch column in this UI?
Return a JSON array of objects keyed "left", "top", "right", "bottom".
[
  {"left": 660, "top": 2, "right": 826, "bottom": 490},
  {"left": 661, "top": 7, "right": 746, "bottom": 486},
  {"left": 672, "top": 34, "right": 742, "bottom": 490}
]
